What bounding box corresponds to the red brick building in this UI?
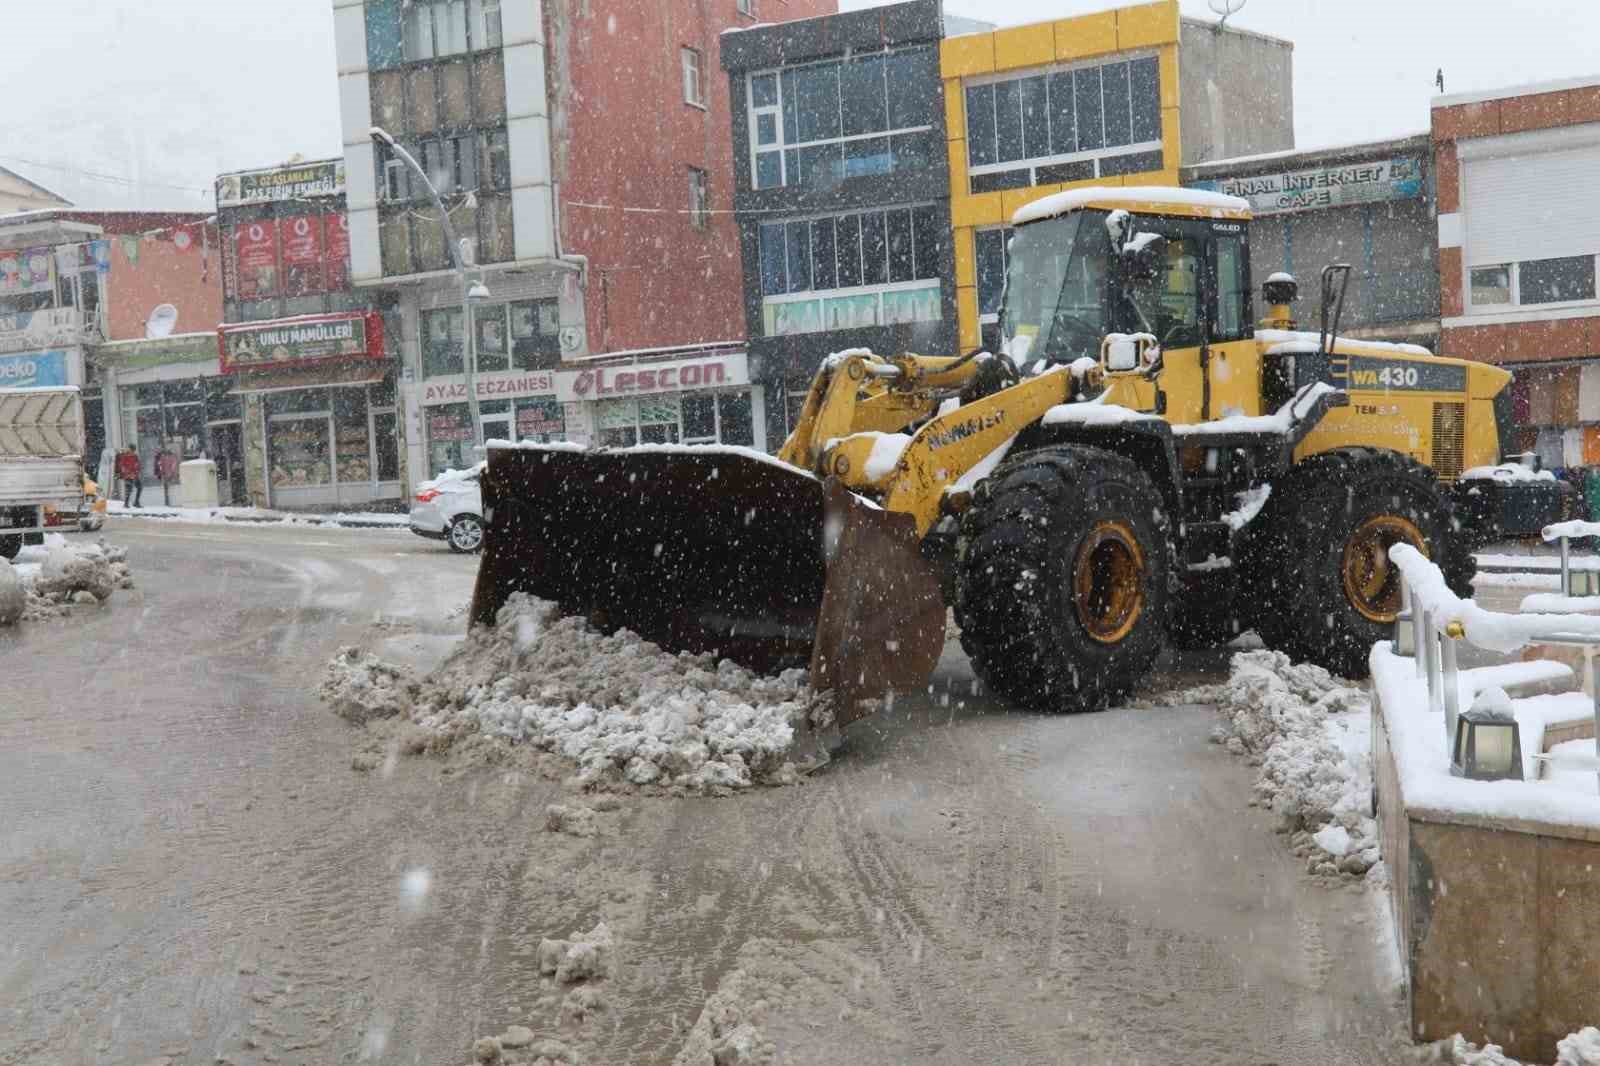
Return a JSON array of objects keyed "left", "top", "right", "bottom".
[{"left": 1434, "top": 76, "right": 1600, "bottom": 465}]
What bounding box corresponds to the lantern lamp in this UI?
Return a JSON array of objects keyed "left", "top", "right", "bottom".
[
  {"left": 1451, "top": 689, "right": 1524, "bottom": 781},
  {"left": 1568, "top": 566, "right": 1600, "bottom": 598}
]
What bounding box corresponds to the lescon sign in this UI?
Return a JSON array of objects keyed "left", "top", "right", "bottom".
[{"left": 218, "top": 311, "right": 384, "bottom": 373}]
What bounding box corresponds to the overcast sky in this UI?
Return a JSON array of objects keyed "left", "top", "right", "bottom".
[{"left": 4, "top": 0, "right": 1597, "bottom": 213}]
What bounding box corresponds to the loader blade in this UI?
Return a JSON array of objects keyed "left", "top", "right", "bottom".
[
  {"left": 810, "top": 480, "right": 946, "bottom": 728},
  {"left": 472, "top": 445, "right": 827, "bottom": 670},
  {"left": 470, "top": 446, "right": 945, "bottom": 727}
]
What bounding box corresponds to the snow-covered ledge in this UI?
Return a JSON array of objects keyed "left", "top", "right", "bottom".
[{"left": 1371, "top": 642, "right": 1600, "bottom": 1059}]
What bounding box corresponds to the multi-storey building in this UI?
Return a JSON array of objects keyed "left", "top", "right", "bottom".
[
  {"left": 1433, "top": 76, "right": 1600, "bottom": 470},
  {"left": 1184, "top": 133, "right": 1439, "bottom": 350},
  {"left": 721, "top": 0, "right": 957, "bottom": 447},
  {"left": 941, "top": 2, "right": 1293, "bottom": 352},
  {"left": 332, "top": 0, "right": 832, "bottom": 477}
]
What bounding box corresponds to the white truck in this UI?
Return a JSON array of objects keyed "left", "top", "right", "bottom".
[{"left": 0, "top": 386, "right": 90, "bottom": 560}]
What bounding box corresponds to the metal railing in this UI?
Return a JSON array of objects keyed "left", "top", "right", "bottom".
[{"left": 1390, "top": 543, "right": 1600, "bottom": 790}]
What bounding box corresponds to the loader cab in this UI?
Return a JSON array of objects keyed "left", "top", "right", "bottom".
[{"left": 997, "top": 201, "right": 1256, "bottom": 421}]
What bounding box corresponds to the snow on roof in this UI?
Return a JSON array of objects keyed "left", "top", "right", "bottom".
[
  {"left": 1013, "top": 186, "right": 1250, "bottom": 227},
  {"left": 1433, "top": 73, "right": 1600, "bottom": 111},
  {"left": 1183, "top": 132, "right": 1428, "bottom": 173}
]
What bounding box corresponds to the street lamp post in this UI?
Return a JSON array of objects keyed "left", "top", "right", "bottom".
[{"left": 369, "top": 126, "right": 487, "bottom": 456}]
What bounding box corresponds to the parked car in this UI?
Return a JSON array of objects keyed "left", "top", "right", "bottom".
[{"left": 409, "top": 463, "right": 485, "bottom": 553}]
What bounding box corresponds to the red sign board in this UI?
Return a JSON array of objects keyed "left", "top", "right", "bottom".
[
  {"left": 235, "top": 222, "right": 279, "bottom": 300},
  {"left": 324, "top": 213, "right": 350, "bottom": 291},
  {"left": 279, "top": 215, "right": 324, "bottom": 296}
]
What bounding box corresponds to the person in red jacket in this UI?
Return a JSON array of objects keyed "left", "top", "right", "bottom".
[{"left": 115, "top": 445, "right": 142, "bottom": 508}]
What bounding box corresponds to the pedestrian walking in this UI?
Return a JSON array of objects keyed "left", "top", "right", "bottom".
[
  {"left": 116, "top": 445, "right": 143, "bottom": 508},
  {"left": 157, "top": 447, "right": 179, "bottom": 507}
]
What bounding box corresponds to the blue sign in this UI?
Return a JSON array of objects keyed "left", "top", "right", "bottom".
[{"left": 0, "top": 350, "right": 69, "bottom": 388}]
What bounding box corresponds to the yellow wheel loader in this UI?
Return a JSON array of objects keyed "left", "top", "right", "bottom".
[{"left": 472, "top": 186, "right": 1571, "bottom": 727}]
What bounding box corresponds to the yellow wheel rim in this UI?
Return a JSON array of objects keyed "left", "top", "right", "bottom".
[
  {"left": 1073, "top": 521, "right": 1146, "bottom": 644},
  {"left": 1342, "top": 514, "right": 1426, "bottom": 623}
]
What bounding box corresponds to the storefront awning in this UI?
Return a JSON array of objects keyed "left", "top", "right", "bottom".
[{"left": 229, "top": 361, "right": 389, "bottom": 395}]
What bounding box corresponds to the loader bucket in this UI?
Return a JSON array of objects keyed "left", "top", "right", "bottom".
[{"left": 470, "top": 446, "right": 945, "bottom": 728}]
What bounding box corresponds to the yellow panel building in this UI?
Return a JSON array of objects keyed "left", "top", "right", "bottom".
[{"left": 941, "top": 1, "right": 1294, "bottom": 351}]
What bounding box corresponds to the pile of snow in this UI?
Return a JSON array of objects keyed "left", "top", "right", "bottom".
[
  {"left": 1147, "top": 650, "right": 1379, "bottom": 877},
  {"left": 1419, "top": 1027, "right": 1600, "bottom": 1065},
  {"left": 467, "top": 920, "right": 614, "bottom": 1064},
  {"left": 325, "top": 593, "right": 817, "bottom": 791},
  {"left": 3, "top": 534, "right": 134, "bottom": 624}
]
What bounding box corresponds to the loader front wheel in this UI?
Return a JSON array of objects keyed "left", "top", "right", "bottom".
[
  {"left": 955, "top": 446, "right": 1170, "bottom": 712},
  {"left": 1242, "top": 447, "right": 1473, "bottom": 678}
]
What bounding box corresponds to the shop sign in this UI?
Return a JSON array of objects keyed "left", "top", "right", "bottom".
[
  {"left": 0, "top": 349, "right": 69, "bottom": 388},
  {"left": 0, "top": 246, "right": 54, "bottom": 295},
  {"left": 1190, "top": 157, "right": 1423, "bottom": 215},
  {"left": 554, "top": 353, "right": 749, "bottom": 403},
  {"left": 234, "top": 221, "right": 279, "bottom": 300},
  {"left": 421, "top": 368, "right": 557, "bottom": 406},
  {"left": 0, "top": 308, "right": 82, "bottom": 354},
  {"left": 216, "top": 160, "right": 344, "bottom": 208},
  {"left": 217, "top": 311, "right": 384, "bottom": 373}
]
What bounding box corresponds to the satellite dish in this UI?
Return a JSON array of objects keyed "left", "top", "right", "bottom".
[
  {"left": 145, "top": 303, "right": 178, "bottom": 339},
  {"left": 1208, "top": 0, "right": 1246, "bottom": 27}
]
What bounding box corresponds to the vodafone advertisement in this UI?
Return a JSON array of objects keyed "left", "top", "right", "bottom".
[
  {"left": 554, "top": 353, "right": 749, "bottom": 403},
  {"left": 227, "top": 212, "right": 353, "bottom": 301}
]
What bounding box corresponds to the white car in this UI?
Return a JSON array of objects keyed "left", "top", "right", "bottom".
[{"left": 409, "top": 463, "right": 486, "bottom": 553}]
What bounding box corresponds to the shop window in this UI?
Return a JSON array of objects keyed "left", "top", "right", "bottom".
[
  {"left": 371, "top": 372, "right": 398, "bottom": 409},
  {"left": 717, "top": 392, "right": 754, "bottom": 447},
  {"left": 271, "top": 417, "right": 333, "bottom": 488},
  {"left": 423, "top": 307, "right": 465, "bottom": 376},
  {"left": 515, "top": 397, "right": 565, "bottom": 441},
  {"left": 475, "top": 303, "right": 509, "bottom": 371},
  {"left": 511, "top": 298, "right": 560, "bottom": 369},
  {"left": 205, "top": 377, "right": 242, "bottom": 422},
  {"left": 426, "top": 402, "right": 473, "bottom": 475},
  {"left": 682, "top": 394, "right": 716, "bottom": 442},
  {"left": 374, "top": 412, "right": 400, "bottom": 480}
]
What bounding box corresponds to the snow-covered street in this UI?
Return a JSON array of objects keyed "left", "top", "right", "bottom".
[{"left": 3, "top": 518, "right": 1416, "bottom": 1064}]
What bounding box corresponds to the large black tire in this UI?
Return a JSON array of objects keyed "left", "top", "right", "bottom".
[
  {"left": 0, "top": 534, "right": 19, "bottom": 560},
  {"left": 1239, "top": 447, "right": 1475, "bottom": 678},
  {"left": 955, "top": 446, "right": 1171, "bottom": 712}
]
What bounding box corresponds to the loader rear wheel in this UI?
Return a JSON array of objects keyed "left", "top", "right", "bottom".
[
  {"left": 955, "top": 446, "right": 1170, "bottom": 712},
  {"left": 1241, "top": 447, "right": 1474, "bottom": 679}
]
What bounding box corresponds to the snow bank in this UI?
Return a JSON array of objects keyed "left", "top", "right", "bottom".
[
  {"left": 3, "top": 536, "right": 134, "bottom": 624},
  {"left": 325, "top": 593, "right": 817, "bottom": 792},
  {"left": 1144, "top": 650, "right": 1380, "bottom": 878},
  {"left": 1421, "top": 1027, "right": 1600, "bottom": 1065}
]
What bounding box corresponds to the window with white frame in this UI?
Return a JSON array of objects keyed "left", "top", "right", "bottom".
[
  {"left": 746, "top": 46, "right": 937, "bottom": 191},
  {"left": 736, "top": 0, "right": 756, "bottom": 16},
  {"left": 682, "top": 47, "right": 705, "bottom": 108},
  {"left": 1464, "top": 141, "right": 1600, "bottom": 312},
  {"left": 688, "top": 168, "right": 709, "bottom": 230},
  {"left": 758, "top": 205, "right": 943, "bottom": 336},
  {"left": 964, "top": 54, "right": 1162, "bottom": 194}
]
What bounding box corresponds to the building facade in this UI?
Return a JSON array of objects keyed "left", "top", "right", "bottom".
[
  {"left": 721, "top": 0, "right": 954, "bottom": 448},
  {"left": 941, "top": 2, "right": 1293, "bottom": 352},
  {"left": 0, "top": 209, "right": 222, "bottom": 492},
  {"left": 1184, "top": 133, "right": 1438, "bottom": 348},
  {"left": 1433, "top": 76, "right": 1600, "bottom": 467},
  {"left": 332, "top": 0, "right": 831, "bottom": 477}
]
